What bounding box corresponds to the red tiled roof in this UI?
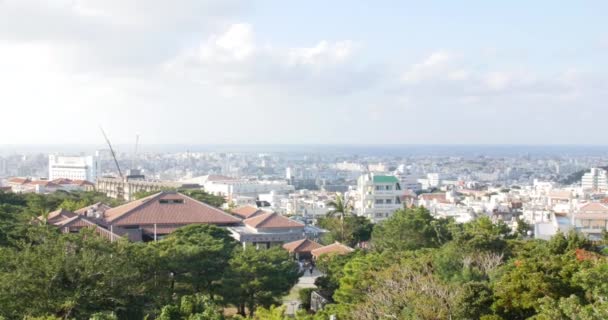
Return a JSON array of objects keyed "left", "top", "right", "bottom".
[
  {"left": 283, "top": 238, "right": 323, "bottom": 253},
  {"left": 103, "top": 191, "right": 241, "bottom": 227},
  {"left": 311, "top": 242, "right": 354, "bottom": 258},
  {"left": 231, "top": 206, "right": 264, "bottom": 219},
  {"left": 50, "top": 178, "right": 94, "bottom": 186},
  {"left": 45, "top": 209, "right": 77, "bottom": 224},
  {"left": 27, "top": 180, "right": 60, "bottom": 187},
  {"left": 243, "top": 212, "right": 304, "bottom": 229},
  {"left": 579, "top": 202, "right": 608, "bottom": 214},
  {"left": 75, "top": 202, "right": 112, "bottom": 215},
  {"left": 51, "top": 178, "right": 72, "bottom": 185},
  {"left": 8, "top": 177, "right": 30, "bottom": 185},
  {"left": 419, "top": 193, "right": 447, "bottom": 201},
  {"left": 72, "top": 179, "right": 94, "bottom": 186}
]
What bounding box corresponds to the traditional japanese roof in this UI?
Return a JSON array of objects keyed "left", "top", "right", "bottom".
[
  {"left": 45, "top": 209, "right": 77, "bottom": 224},
  {"left": 373, "top": 175, "right": 399, "bottom": 184},
  {"left": 231, "top": 205, "right": 265, "bottom": 219},
  {"left": 7, "top": 177, "right": 31, "bottom": 185},
  {"left": 51, "top": 178, "right": 73, "bottom": 185},
  {"left": 71, "top": 180, "right": 95, "bottom": 186},
  {"left": 576, "top": 202, "right": 608, "bottom": 219},
  {"left": 56, "top": 216, "right": 123, "bottom": 241},
  {"left": 311, "top": 242, "right": 354, "bottom": 259},
  {"left": 75, "top": 202, "right": 112, "bottom": 215},
  {"left": 27, "top": 180, "right": 60, "bottom": 187},
  {"left": 283, "top": 238, "right": 323, "bottom": 253},
  {"left": 103, "top": 191, "right": 241, "bottom": 226},
  {"left": 579, "top": 202, "right": 608, "bottom": 214},
  {"left": 243, "top": 212, "right": 305, "bottom": 229}
]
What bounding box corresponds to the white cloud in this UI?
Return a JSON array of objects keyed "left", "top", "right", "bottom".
[
  {"left": 402, "top": 50, "right": 456, "bottom": 83},
  {"left": 200, "top": 23, "right": 255, "bottom": 63},
  {"left": 288, "top": 40, "right": 354, "bottom": 66},
  {"left": 165, "top": 24, "right": 370, "bottom": 96}
]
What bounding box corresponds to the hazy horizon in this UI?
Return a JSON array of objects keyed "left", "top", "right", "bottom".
[{"left": 4, "top": 143, "right": 608, "bottom": 158}]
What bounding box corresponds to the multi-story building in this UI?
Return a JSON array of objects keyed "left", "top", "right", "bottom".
[
  {"left": 203, "top": 179, "right": 295, "bottom": 200},
  {"left": 354, "top": 173, "right": 404, "bottom": 222},
  {"left": 95, "top": 176, "right": 188, "bottom": 201},
  {"left": 581, "top": 168, "right": 608, "bottom": 192},
  {"left": 228, "top": 212, "right": 325, "bottom": 249},
  {"left": 49, "top": 155, "right": 98, "bottom": 182},
  {"left": 572, "top": 202, "right": 608, "bottom": 240}
]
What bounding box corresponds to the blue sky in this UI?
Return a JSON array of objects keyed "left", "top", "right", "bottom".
[{"left": 0, "top": 1, "right": 607, "bottom": 145}]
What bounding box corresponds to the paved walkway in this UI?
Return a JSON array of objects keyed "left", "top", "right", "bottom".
[
  {"left": 298, "top": 268, "right": 323, "bottom": 287},
  {"left": 284, "top": 268, "right": 324, "bottom": 315}
]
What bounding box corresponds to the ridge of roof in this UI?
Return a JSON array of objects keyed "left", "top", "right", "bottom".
[
  {"left": 243, "top": 212, "right": 305, "bottom": 229},
  {"left": 243, "top": 212, "right": 275, "bottom": 228},
  {"left": 103, "top": 192, "right": 167, "bottom": 223},
  {"left": 104, "top": 191, "right": 240, "bottom": 226},
  {"left": 283, "top": 238, "right": 323, "bottom": 253}
]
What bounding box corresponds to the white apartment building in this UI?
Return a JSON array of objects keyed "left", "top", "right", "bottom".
[
  {"left": 335, "top": 161, "right": 364, "bottom": 172},
  {"left": 204, "top": 179, "right": 295, "bottom": 200},
  {"left": 418, "top": 173, "right": 441, "bottom": 190},
  {"left": 48, "top": 155, "right": 98, "bottom": 182},
  {"left": 581, "top": 168, "right": 608, "bottom": 192},
  {"left": 354, "top": 173, "right": 404, "bottom": 222}
]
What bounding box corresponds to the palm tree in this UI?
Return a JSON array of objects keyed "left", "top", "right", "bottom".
[{"left": 326, "top": 193, "right": 353, "bottom": 242}]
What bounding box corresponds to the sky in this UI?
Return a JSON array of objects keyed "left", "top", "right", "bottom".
[{"left": 0, "top": 0, "right": 607, "bottom": 145}]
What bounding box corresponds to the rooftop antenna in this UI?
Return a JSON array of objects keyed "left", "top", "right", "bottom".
[{"left": 100, "top": 127, "right": 124, "bottom": 179}]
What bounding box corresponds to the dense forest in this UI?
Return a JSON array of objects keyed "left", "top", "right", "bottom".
[{"left": 0, "top": 191, "right": 607, "bottom": 319}]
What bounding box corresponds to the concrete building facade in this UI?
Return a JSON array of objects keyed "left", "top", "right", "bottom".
[
  {"left": 354, "top": 173, "right": 403, "bottom": 222},
  {"left": 49, "top": 155, "right": 98, "bottom": 182}
]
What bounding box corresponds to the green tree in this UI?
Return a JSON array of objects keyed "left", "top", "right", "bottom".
[
  {"left": 179, "top": 190, "right": 226, "bottom": 208},
  {"left": 298, "top": 288, "right": 314, "bottom": 311},
  {"left": 222, "top": 247, "right": 300, "bottom": 316},
  {"left": 0, "top": 229, "right": 146, "bottom": 319},
  {"left": 153, "top": 224, "right": 238, "bottom": 298},
  {"left": 57, "top": 198, "right": 90, "bottom": 212},
  {"left": 451, "top": 216, "right": 512, "bottom": 254},
  {"left": 318, "top": 215, "right": 373, "bottom": 247},
  {"left": 371, "top": 207, "right": 450, "bottom": 252},
  {"left": 326, "top": 194, "right": 353, "bottom": 242}
]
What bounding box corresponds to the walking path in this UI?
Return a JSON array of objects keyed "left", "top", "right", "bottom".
[{"left": 284, "top": 268, "right": 324, "bottom": 315}]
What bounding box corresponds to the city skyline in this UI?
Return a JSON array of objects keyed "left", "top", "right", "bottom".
[{"left": 1, "top": 1, "right": 607, "bottom": 145}]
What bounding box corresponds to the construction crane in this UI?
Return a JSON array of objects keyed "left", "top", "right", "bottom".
[{"left": 100, "top": 127, "right": 124, "bottom": 179}]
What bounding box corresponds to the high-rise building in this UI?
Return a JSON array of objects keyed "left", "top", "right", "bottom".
[
  {"left": 354, "top": 173, "right": 403, "bottom": 222},
  {"left": 48, "top": 155, "right": 98, "bottom": 182},
  {"left": 581, "top": 168, "right": 608, "bottom": 192}
]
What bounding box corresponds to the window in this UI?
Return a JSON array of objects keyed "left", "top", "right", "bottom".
[
  {"left": 386, "top": 199, "right": 392, "bottom": 204},
  {"left": 159, "top": 199, "right": 185, "bottom": 204},
  {"left": 375, "top": 199, "right": 384, "bottom": 204},
  {"left": 385, "top": 185, "right": 392, "bottom": 190},
  {"left": 375, "top": 185, "right": 382, "bottom": 191}
]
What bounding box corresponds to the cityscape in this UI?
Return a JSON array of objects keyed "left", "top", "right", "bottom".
[{"left": 1, "top": 1, "right": 608, "bottom": 320}]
